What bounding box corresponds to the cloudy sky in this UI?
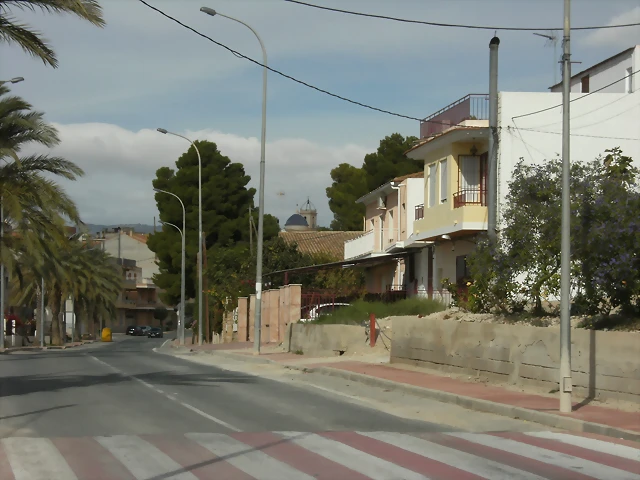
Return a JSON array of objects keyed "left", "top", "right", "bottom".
[{"left": 3, "top": 0, "right": 639, "bottom": 228}]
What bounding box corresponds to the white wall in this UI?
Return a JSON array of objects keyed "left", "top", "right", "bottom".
[
  {"left": 405, "top": 178, "right": 423, "bottom": 238},
  {"left": 498, "top": 89, "right": 640, "bottom": 227},
  {"left": 550, "top": 46, "right": 637, "bottom": 93},
  {"left": 103, "top": 234, "right": 159, "bottom": 280}
]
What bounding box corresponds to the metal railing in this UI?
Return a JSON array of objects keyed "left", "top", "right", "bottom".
[
  {"left": 420, "top": 94, "right": 489, "bottom": 138},
  {"left": 453, "top": 188, "right": 486, "bottom": 208}
]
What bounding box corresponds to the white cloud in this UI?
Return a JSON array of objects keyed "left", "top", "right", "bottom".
[
  {"left": 583, "top": 7, "right": 640, "bottom": 47},
  {"left": 28, "top": 123, "right": 371, "bottom": 228}
]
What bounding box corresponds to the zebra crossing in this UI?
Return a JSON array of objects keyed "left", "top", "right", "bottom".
[{"left": 0, "top": 430, "right": 638, "bottom": 479}]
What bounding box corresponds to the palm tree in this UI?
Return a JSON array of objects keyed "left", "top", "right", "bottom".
[{"left": 0, "top": 0, "right": 105, "bottom": 68}]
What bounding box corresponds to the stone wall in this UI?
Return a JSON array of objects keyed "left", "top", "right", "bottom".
[
  {"left": 232, "top": 284, "right": 302, "bottom": 344},
  {"left": 286, "top": 323, "right": 370, "bottom": 356},
  {"left": 391, "top": 316, "right": 640, "bottom": 403}
]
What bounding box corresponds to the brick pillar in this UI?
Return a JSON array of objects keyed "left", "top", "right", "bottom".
[
  {"left": 270, "top": 289, "right": 280, "bottom": 343},
  {"left": 288, "top": 284, "right": 302, "bottom": 326},
  {"left": 248, "top": 294, "right": 256, "bottom": 342},
  {"left": 261, "top": 290, "right": 270, "bottom": 343},
  {"left": 237, "top": 297, "right": 248, "bottom": 342},
  {"left": 278, "top": 286, "right": 287, "bottom": 343}
]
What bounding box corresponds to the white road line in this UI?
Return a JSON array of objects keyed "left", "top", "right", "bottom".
[
  {"left": 450, "top": 432, "right": 640, "bottom": 480},
  {"left": 187, "top": 433, "right": 315, "bottom": 480},
  {"left": 95, "top": 435, "right": 197, "bottom": 480},
  {"left": 1, "top": 438, "right": 78, "bottom": 480},
  {"left": 277, "top": 431, "right": 429, "bottom": 480},
  {"left": 525, "top": 431, "right": 640, "bottom": 461},
  {"left": 88, "top": 355, "right": 241, "bottom": 432},
  {"left": 161, "top": 339, "right": 171, "bottom": 348},
  {"left": 359, "top": 431, "right": 545, "bottom": 480}
]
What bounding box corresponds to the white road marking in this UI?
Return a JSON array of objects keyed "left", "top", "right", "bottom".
[
  {"left": 450, "top": 432, "right": 640, "bottom": 480},
  {"left": 187, "top": 432, "right": 315, "bottom": 480},
  {"left": 1, "top": 437, "right": 78, "bottom": 480},
  {"left": 95, "top": 435, "right": 197, "bottom": 480},
  {"left": 89, "top": 355, "right": 241, "bottom": 432},
  {"left": 277, "top": 431, "right": 429, "bottom": 480},
  {"left": 526, "top": 431, "right": 640, "bottom": 461}
]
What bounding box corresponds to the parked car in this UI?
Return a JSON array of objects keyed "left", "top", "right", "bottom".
[
  {"left": 126, "top": 325, "right": 138, "bottom": 335},
  {"left": 147, "top": 327, "right": 163, "bottom": 338},
  {"left": 300, "top": 303, "right": 351, "bottom": 322},
  {"left": 138, "top": 326, "right": 152, "bottom": 334}
]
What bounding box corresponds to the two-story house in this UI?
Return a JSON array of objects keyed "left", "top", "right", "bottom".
[
  {"left": 404, "top": 45, "right": 639, "bottom": 296},
  {"left": 343, "top": 172, "right": 426, "bottom": 293}
]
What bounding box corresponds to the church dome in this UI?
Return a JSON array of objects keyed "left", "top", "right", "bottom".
[{"left": 284, "top": 213, "right": 309, "bottom": 229}]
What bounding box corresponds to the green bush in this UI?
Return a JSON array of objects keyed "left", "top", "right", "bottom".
[{"left": 309, "top": 297, "right": 446, "bottom": 325}]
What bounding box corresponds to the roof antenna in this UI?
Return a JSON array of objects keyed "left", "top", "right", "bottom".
[{"left": 533, "top": 31, "right": 559, "bottom": 85}]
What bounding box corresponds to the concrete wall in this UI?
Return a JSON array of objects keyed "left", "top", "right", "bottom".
[
  {"left": 391, "top": 316, "right": 640, "bottom": 403},
  {"left": 286, "top": 323, "right": 370, "bottom": 356}
]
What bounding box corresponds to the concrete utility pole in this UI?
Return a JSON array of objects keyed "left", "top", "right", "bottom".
[
  {"left": 559, "top": 0, "right": 573, "bottom": 413},
  {"left": 487, "top": 36, "right": 500, "bottom": 242}
]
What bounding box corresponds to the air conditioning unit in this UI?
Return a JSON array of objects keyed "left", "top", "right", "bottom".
[{"left": 376, "top": 196, "right": 386, "bottom": 210}]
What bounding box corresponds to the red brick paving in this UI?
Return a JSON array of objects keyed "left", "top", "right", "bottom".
[{"left": 300, "top": 361, "right": 640, "bottom": 433}]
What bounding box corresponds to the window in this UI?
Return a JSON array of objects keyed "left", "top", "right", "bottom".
[
  {"left": 428, "top": 163, "right": 437, "bottom": 207},
  {"left": 626, "top": 67, "right": 633, "bottom": 94},
  {"left": 581, "top": 75, "right": 589, "bottom": 93},
  {"left": 440, "top": 159, "right": 448, "bottom": 203}
]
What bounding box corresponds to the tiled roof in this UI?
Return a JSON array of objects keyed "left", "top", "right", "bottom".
[
  {"left": 279, "top": 231, "right": 364, "bottom": 261},
  {"left": 393, "top": 171, "right": 424, "bottom": 182}
]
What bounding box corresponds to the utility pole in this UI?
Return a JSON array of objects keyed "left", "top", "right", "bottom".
[
  {"left": 559, "top": 0, "right": 573, "bottom": 413},
  {"left": 249, "top": 205, "right": 253, "bottom": 256},
  {"left": 487, "top": 36, "right": 500, "bottom": 242},
  {"left": 202, "top": 232, "right": 210, "bottom": 344},
  {"left": 0, "top": 200, "right": 4, "bottom": 350}
]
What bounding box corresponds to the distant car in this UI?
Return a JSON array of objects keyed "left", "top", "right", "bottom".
[
  {"left": 300, "top": 303, "right": 351, "bottom": 322},
  {"left": 147, "top": 327, "right": 163, "bottom": 338},
  {"left": 138, "top": 326, "right": 152, "bottom": 334},
  {"left": 126, "top": 325, "right": 138, "bottom": 335}
]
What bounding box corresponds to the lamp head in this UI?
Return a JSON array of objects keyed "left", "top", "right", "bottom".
[
  {"left": 157, "top": 128, "right": 168, "bottom": 134},
  {"left": 10, "top": 77, "right": 24, "bottom": 84},
  {"left": 200, "top": 7, "right": 217, "bottom": 16}
]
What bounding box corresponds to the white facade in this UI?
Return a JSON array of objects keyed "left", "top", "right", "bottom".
[
  {"left": 102, "top": 232, "right": 159, "bottom": 280},
  {"left": 404, "top": 178, "right": 423, "bottom": 238},
  {"left": 549, "top": 46, "right": 638, "bottom": 94},
  {"left": 498, "top": 88, "right": 640, "bottom": 226}
]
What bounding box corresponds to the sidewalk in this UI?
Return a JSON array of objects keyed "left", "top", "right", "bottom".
[{"left": 171, "top": 340, "right": 640, "bottom": 442}]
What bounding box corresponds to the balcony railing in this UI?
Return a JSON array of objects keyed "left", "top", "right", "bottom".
[
  {"left": 415, "top": 204, "right": 424, "bottom": 220},
  {"left": 420, "top": 94, "right": 489, "bottom": 138},
  {"left": 453, "top": 188, "right": 486, "bottom": 208},
  {"left": 344, "top": 230, "right": 374, "bottom": 260}
]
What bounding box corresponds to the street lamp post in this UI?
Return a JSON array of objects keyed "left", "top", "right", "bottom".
[
  {"left": 159, "top": 219, "right": 185, "bottom": 346},
  {"left": 154, "top": 188, "right": 186, "bottom": 346},
  {"left": 200, "top": 6, "right": 268, "bottom": 355},
  {"left": 157, "top": 128, "right": 203, "bottom": 346},
  {"left": 0, "top": 76, "right": 24, "bottom": 350}
]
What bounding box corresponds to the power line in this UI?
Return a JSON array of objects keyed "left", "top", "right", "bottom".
[
  {"left": 512, "top": 69, "right": 639, "bottom": 120},
  {"left": 511, "top": 126, "right": 639, "bottom": 141},
  {"left": 284, "top": 0, "right": 640, "bottom": 31},
  {"left": 136, "top": 0, "right": 424, "bottom": 122}
]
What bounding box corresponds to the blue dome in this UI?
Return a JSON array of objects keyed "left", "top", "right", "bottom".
[{"left": 285, "top": 214, "right": 308, "bottom": 227}]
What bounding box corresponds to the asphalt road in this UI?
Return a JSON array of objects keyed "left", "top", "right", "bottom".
[
  {"left": 0, "top": 335, "right": 450, "bottom": 438},
  {"left": 1, "top": 335, "right": 638, "bottom": 479}
]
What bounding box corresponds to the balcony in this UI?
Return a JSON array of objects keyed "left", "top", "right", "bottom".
[
  {"left": 420, "top": 94, "right": 489, "bottom": 138},
  {"left": 415, "top": 204, "right": 424, "bottom": 221},
  {"left": 344, "top": 230, "right": 374, "bottom": 260},
  {"left": 453, "top": 188, "right": 486, "bottom": 208}
]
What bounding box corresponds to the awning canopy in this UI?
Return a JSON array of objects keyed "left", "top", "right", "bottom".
[{"left": 263, "top": 251, "right": 413, "bottom": 278}]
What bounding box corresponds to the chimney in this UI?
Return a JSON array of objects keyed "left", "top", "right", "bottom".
[{"left": 487, "top": 36, "right": 500, "bottom": 242}]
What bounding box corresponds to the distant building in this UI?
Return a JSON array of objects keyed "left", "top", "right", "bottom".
[{"left": 283, "top": 198, "right": 318, "bottom": 232}]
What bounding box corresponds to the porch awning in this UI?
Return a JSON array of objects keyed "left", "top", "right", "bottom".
[{"left": 263, "top": 251, "right": 412, "bottom": 278}]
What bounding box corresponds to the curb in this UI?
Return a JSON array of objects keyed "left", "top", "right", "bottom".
[
  {"left": 186, "top": 349, "right": 640, "bottom": 443},
  {"left": 1, "top": 340, "right": 96, "bottom": 354}
]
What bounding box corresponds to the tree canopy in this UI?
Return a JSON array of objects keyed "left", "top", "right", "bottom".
[
  {"left": 461, "top": 148, "right": 639, "bottom": 317},
  {"left": 147, "top": 140, "right": 280, "bottom": 305},
  {"left": 326, "top": 133, "right": 420, "bottom": 230}
]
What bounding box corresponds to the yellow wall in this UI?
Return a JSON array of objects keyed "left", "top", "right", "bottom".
[{"left": 414, "top": 141, "right": 488, "bottom": 240}]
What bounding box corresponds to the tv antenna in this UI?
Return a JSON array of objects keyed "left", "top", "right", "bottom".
[{"left": 533, "top": 31, "right": 559, "bottom": 85}]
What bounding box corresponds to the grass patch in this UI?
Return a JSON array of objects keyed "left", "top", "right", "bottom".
[
  {"left": 309, "top": 297, "right": 446, "bottom": 325},
  {"left": 577, "top": 314, "right": 640, "bottom": 331}
]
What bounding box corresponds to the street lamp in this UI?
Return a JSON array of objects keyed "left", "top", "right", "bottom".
[
  {"left": 0, "top": 77, "right": 24, "bottom": 86},
  {"left": 0, "top": 76, "right": 24, "bottom": 350},
  {"left": 156, "top": 128, "right": 204, "bottom": 346},
  {"left": 154, "top": 188, "right": 186, "bottom": 346},
  {"left": 200, "top": 6, "right": 268, "bottom": 355}
]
